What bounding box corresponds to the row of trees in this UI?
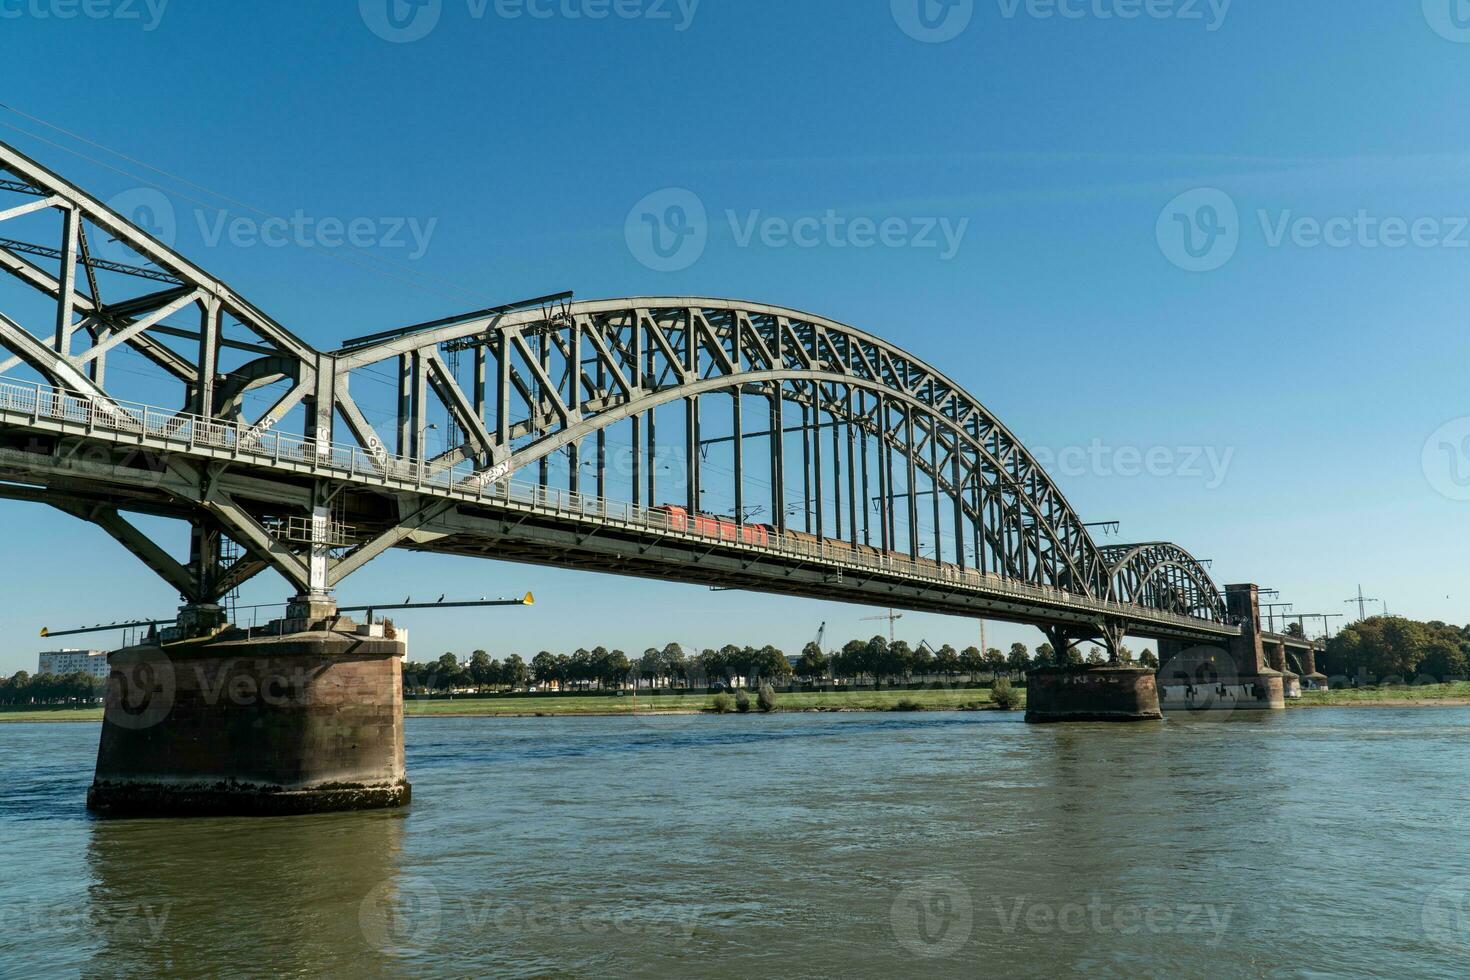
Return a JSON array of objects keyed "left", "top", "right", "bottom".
[
  {"left": 0, "top": 671, "right": 103, "bottom": 706},
  {"left": 817, "top": 638, "right": 1155, "bottom": 685},
  {"left": 402, "top": 637, "right": 1160, "bottom": 694},
  {"left": 1322, "top": 617, "right": 1470, "bottom": 682}
]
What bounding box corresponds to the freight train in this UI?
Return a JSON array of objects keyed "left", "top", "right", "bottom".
[{"left": 650, "top": 504, "right": 970, "bottom": 578}]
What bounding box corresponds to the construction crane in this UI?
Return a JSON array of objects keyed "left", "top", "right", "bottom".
[
  {"left": 813, "top": 621, "right": 827, "bottom": 653},
  {"left": 862, "top": 609, "right": 903, "bottom": 642},
  {"left": 1344, "top": 585, "right": 1379, "bottom": 622}
]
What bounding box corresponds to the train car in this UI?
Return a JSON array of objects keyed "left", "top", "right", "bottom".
[
  {"left": 651, "top": 504, "right": 692, "bottom": 531},
  {"left": 652, "top": 505, "right": 770, "bottom": 547}
]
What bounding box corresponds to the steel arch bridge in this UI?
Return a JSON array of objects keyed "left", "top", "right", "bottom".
[{"left": 0, "top": 138, "right": 1241, "bottom": 647}]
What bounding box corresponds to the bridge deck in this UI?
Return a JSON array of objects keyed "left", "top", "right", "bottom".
[{"left": 0, "top": 378, "right": 1240, "bottom": 642}]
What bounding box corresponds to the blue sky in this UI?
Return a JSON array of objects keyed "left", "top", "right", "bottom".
[{"left": 1, "top": 1, "right": 1467, "bottom": 672}]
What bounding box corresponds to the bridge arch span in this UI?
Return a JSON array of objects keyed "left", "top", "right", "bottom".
[{"left": 1102, "top": 542, "right": 1228, "bottom": 622}]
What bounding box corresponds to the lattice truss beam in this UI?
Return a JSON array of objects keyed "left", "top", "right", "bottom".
[
  {"left": 1101, "top": 542, "right": 1229, "bottom": 621},
  {"left": 333, "top": 301, "right": 1116, "bottom": 598},
  {"left": 0, "top": 137, "right": 1228, "bottom": 620}
]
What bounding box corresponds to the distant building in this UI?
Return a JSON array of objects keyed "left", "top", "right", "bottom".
[{"left": 36, "top": 649, "right": 110, "bottom": 679}]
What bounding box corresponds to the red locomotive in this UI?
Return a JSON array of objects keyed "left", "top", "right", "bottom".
[{"left": 651, "top": 505, "right": 771, "bottom": 547}]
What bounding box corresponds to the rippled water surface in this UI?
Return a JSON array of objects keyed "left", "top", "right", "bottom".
[{"left": 4, "top": 708, "right": 1470, "bottom": 977}]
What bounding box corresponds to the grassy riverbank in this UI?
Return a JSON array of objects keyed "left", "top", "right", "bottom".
[
  {"left": 404, "top": 686, "right": 1007, "bottom": 717},
  {"left": 14, "top": 681, "right": 1470, "bottom": 722},
  {"left": 0, "top": 686, "right": 1010, "bottom": 722},
  {"left": 1292, "top": 682, "right": 1470, "bottom": 708}
]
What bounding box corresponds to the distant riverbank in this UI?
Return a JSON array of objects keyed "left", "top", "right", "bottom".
[
  {"left": 0, "top": 686, "right": 1005, "bottom": 722},
  {"left": 10, "top": 681, "right": 1470, "bottom": 722}
]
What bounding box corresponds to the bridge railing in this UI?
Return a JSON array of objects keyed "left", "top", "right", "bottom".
[{"left": 0, "top": 377, "right": 1229, "bottom": 634}]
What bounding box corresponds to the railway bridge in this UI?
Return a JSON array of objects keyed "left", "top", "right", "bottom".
[{"left": 0, "top": 139, "right": 1315, "bottom": 815}]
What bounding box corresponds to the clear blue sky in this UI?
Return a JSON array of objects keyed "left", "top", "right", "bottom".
[{"left": 1, "top": 1, "right": 1466, "bottom": 673}]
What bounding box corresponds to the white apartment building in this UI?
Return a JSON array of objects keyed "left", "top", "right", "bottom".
[{"left": 36, "top": 649, "right": 110, "bottom": 679}]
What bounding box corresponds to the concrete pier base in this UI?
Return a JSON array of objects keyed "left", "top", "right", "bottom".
[
  {"left": 88, "top": 627, "right": 409, "bottom": 817},
  {"left": 1024, "top": 666, "right": 1163, "bottom": 723}
]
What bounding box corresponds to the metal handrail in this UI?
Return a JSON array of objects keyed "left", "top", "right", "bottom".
[{"left": 0, "top": 377, "right": 1232, "bottom": 633}]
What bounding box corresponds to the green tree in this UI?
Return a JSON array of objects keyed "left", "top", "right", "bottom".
[
  {"left": 960, "top": 646, "right": 984, "bottom": 681},
  {"left": 1007, "top": 643, "right": 1031, "bottom": 674},
  {"left": 1327, "top": 617, "right": 1428, "bottom": 680},
  {"left": 833, "top": 639, "right": 865, "bottom": 682},
  {"left": 934, "top": 644, "right": 961, "bottom": 679},
  {"left": 502, "top": 654, "right": 528, "bottom": 691},
  {"left": 1138, "top": 649, "right": 1159, "bottom": 670},
  {"left": 982, "top": 647, "right": 1007, "bottom": 676},
  {"left": 866, "top": 635, "right": 890, "bottom": 684},
  {"left": 1084, "top": 647, "right": 1106, "bottom": 666},
  {"left": 638, "top": 648, "right": 662, "bottom": 689},
  {"left": 1034, "top": 643, "right": 1056, "bottom": 668},
  {"left": 531, "top": 651, "right": 557, "bottom": 688},
  {"left": 754, "top": 645, "right": 791, "bottom": 685},
  {"left": 796, "top": 641, "right": 829, "bottom": 682},
  {"left": 888, "top": 640, "right": 915, "bottom": 680},
  {"left": 434, "top": 652, "right": 462, "bottom": 694},
  {"left": 600, "top": 650, "right": 631, "bottom": 690},
  {"left": 662, "top": 642, "right": 688, "bottom": 687},
  {"left": 468, "top": 650, "right": 493, "bottom": 692}
]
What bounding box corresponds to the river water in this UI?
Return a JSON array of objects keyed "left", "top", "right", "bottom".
[{"left": 3, "top": 708, "right": 1469, "bottom": 978}]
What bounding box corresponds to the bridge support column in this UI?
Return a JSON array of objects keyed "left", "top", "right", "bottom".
[
  {"left": 1155, "top": 586, "right": 1285, "bottom": 713},
  {"left": 1300, "top": 645, "right": 1329, "bottom": 691},
  {"left": 1027, "top": 623, "right": 1161, "bottom": 723},
  {"left": 88, "top": 605, "right": 409, "bottom": 818},
  {"left": 1025, "top": 665, "right": 1162, "bottom": 723}
]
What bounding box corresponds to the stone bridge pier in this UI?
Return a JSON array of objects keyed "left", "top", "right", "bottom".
[
  {"left": 1024, "top": 622, "right": 1163, "bottom": 723},
  {"left": 88, "top": 596, "right": 410, "bottom": 818},
  {"left": 1153, "top": 584, "right": 1287, "bottom": 714}
]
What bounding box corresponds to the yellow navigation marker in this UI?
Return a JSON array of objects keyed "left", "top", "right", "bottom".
[
  {"left": 523, "top": 592, "right": 535, "bottom": 606},
  {"left": 39, "top": 627, "right": 49, "bottom": 638}
]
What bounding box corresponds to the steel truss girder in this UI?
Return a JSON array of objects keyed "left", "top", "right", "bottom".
[
  {"left": 0, "top": 139, "right": 1231, "bottom": 622},
  {"left": 1101, "top": 542, "right": 1229, "bottom": 622},
  {"left": 330, "top": 300, "right": 1124, "bottom": 601}
]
